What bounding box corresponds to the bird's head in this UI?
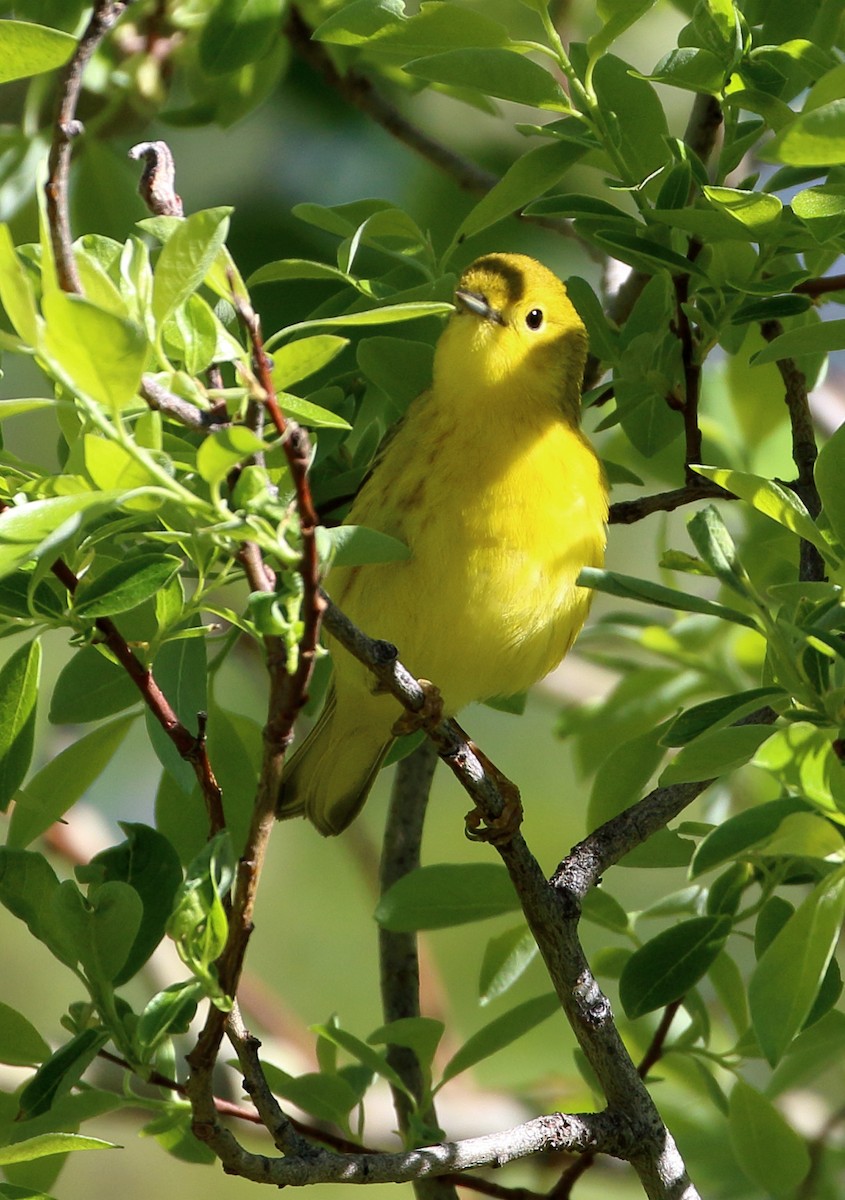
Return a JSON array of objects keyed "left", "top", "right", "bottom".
[{"left": 437, "top": 253, "right": 587, "bottom": 422}]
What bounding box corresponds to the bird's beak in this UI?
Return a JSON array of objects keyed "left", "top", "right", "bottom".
[{"left": 454, "top": 289, "right": 505, "bottom": 325}]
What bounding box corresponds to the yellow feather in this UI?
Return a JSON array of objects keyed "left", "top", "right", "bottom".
[{"left": 278, "top": 253, "right": 608, "bottom": 835}]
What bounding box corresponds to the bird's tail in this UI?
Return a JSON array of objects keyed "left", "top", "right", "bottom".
[{"left": 277, "top": 686, "right": 394, "bottom": 836}]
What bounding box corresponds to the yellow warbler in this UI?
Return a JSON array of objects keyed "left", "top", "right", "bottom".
[{"left": 277, "top": 253, "right": 608, "bottom": 836}]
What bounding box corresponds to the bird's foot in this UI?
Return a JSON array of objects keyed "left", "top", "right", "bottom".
[
  {"left": 391, "top": 679, "right": 444, "bottom": 737},
  {"left": 464, "top": 767, "right": 523, "bottom": 847}
]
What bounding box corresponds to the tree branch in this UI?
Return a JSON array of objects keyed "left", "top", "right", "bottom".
[
  {"left": 608, "top": 479, "right": 734, "bottom": 525},
  {"left": 45, "top": 1, "right": 134, "bottom": 292}
]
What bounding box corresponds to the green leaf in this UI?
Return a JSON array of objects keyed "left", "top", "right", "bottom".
[
  {"left": 275, "top": 392, "right": 351, "bottom": 430},
  {"left": 592, "top": 230, "right": 705, "bottom": 278},
  {"left": 17, "top": 1029, "right": 109, "bottom": 1121},
  {"left": 270, "top": 301, "right": 452, "bottom": 347},
  {"left": 478, "top": 924, "right": 538, "bottom": 1005},
  {"left": 749, "top": 865, "right": 845, "bottom": 1064},
  {"left": 686, "top": 506, "right": 751, "bottom": 599},
  {"left": 588, "top": 0, "right": 658, "bottom": 63},
  {"left": 691, "top": 798, "right": 806, "bottom": 877},
  {"left": 645, "top": 46, "right": 727, "bottom": 93},
  {"left": 324, "top": 524, "right": 410, "bottom": 568},
  {"left": 0, "top": 224, "right": 41, "bottom": 345},
  {"left": 199, "top": 0, "right": 284, "bottom": 74},
  {"left": 581, "top": 887, "right": 631, "bottom": 933},
  {"left": 309, "top": 1024, "right": 409, "bottom": 1096},
  {"left": 41, "top": 292, "right": 147, "bottom": 412},
  {"left": 270, "top": 335, "right": 349, "bottom": 389},
  {"left": 145, "top": 632, "right": 206, "bottom": 791},
  {"left": 404, "top": 49, "right": 569, "bottom": 111},
  {"left": 260, "top": 1062, "right": 362, "bottom": 1125},
  {"left": 375, "top": 863, "right": 519, "bottom": 931},
  {"left": 311, "top": 0, "right": 406, "bottom": 46},
  {"left": 815, "top": 419, "right": 845, "bottom": 550},
  {"left": 0, "top": 849, "right": 74, "bottom": 966},
  {"left": 0, "top": 20, "right": 76, "bottom": 83},
  {"left": 368, "top": 1017, "right": 445, "bottom": 1072},
  {"left": 577, "top": 567, "right": 757, "bottom": 629},
  {"left": 136, "top": 980, "right": 203, "bottom": 1055},
  {"left": 347, "top": 2, "right": 509, "bottom": 60},
  {"left": 152, "top": 207, "right": 232, "bottom": 325},
  {"left": 702, "top": 186, "right": 783, "bottom": 237},
  {"left": 692, "top": 466, "right": 827, "bottom": 551},
  {"left": 728, "top": 1079, "right": 810, "bottom": 1195},
  {"left": 50, "top": 879, "right": 143, "bottom": 984},
  {"left": 77, "top": 822, "right": 183, "bottom": 985},
  {"left": 663, "top": 688, "right": 783, "bottom": 747},
  {"left": 768, "top": 1010, "right": 845, "bottom": 1097},
  {"left": 751, "top": 318, "right": 845, "bottom": 364},
  {"left": 438, "top": 993, "right": 559, "bottom": 1087},
  {"left": 659, "top": 725, "right": 774, "bottom": 787},
  {"left": 73, "top": 555, "right": 182, "bottom": 619},
  {"left": 7, "top": 716, "right": 135, "bottom": 849},
  {"left": 0, "top": 1002, "right": 50, "bottom": 1067},
  {"left": 0, "top": 1133, "right": 117, "bottom": 1165},
  {"left": 196, "top": 426, "right": 265, "bottom": 485},
  {"left": 49, "top": 645, "right": 139, "bottom": 724},
  {"left": 453, "top": 140, "right": 586, "bottom": 245},
  {"left": 754, "top": 723, "right": 845, "bottom": 817},
  {"left": 763, "top": 98, "right": 845, "bottom": 166},
  {"left": 619, "top": 915, "right": 731, "bottom": 1018},
  {"left": 0, "top": 493, "right": 118, "bottom": 578},
  {"left": 249, "top": 258, "right": 354, "bottom": 287},
  {"left": 588, "top": 726, "right": 666, "bottom": 831},
  {"left": 0, "top": 638, "right": 41, "bottom": 811}
]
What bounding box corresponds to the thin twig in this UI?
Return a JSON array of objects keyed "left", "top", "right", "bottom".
[
  {"left": 45, "top": 552, "right": 224, "bottom": 824},
  {"left": 45, "top": 1, "right": 134, "bottom": 292},
  {"left": 140, "top": 374, "right": 229, "bottom": 431},
  {"left": 793, "top": 273, "right": 845, "bottom": 299},
  {"left": 759, "top": 319, "right": 824, "bottom": 583},
  {"left": 608, "top": 479, "right": 734, "bottom": 525},
  {"left": 673, "top": 240, "right": 704, "bottom": 480}
]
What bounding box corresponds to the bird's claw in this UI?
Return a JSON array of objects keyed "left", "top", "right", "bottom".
[
  {"left": 392, "top": 679, "right": 443, "bottom": 737},
  {"left": 464, "top": 780, "right": 523, "bottom": 845}
]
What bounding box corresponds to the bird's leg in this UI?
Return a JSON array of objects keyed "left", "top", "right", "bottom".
[{"left": 390, "top": 679, "right": 443, "bottom": 736}]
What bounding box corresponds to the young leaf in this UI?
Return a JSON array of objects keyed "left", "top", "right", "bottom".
[
  {"left": 270, "top": 334, "right": 349, "bottom": 389},
  {"left": 41, "top": 292, "right": 147, "bottom": 412},
  {"left": 0, "top": 637, "right": 41, "bottom": 810},
  {"left": 152, "top": 207, "right": 232, "bottom": 325},
  {"left": 375, "top": 863, "right": 520, "bottom": 931},
  {"left": 619, "top": 915, "right": 731, "bottom": 1018},
  {"left": 749, "top": 867, "right": 845, "bottom": 1065},
  {"left": 260, "top": 1063, "right": 362, "bottom": 1125},
  {"left": 137, "top": 980, "right": 203, "bottom": 1056},
  {"left": 686, "top": 506, "right": 752, "bottom": 599},
  {"left": 763, "top": 98, "right": 845, "bottom": 166},
  {"left": 437, "top": 993, "right": 560, "bottom": 1088},
  {"left": 309, "top": 1024, "right": 410, "bottom": 1097},
  {"left": 50, "top": 879, "right": 143, "bottom": 985},
  {"left": 198, "top": 0, "right": 284, "bottom": 74}
]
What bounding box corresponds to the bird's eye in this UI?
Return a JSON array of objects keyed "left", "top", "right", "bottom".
[{"left": 525, "top": 308, "right": 544, "bottom": 331}]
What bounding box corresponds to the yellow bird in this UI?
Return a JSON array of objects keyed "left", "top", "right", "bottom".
[{"left": 277, "top": 253, "right": 608, "bottom": 836}]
